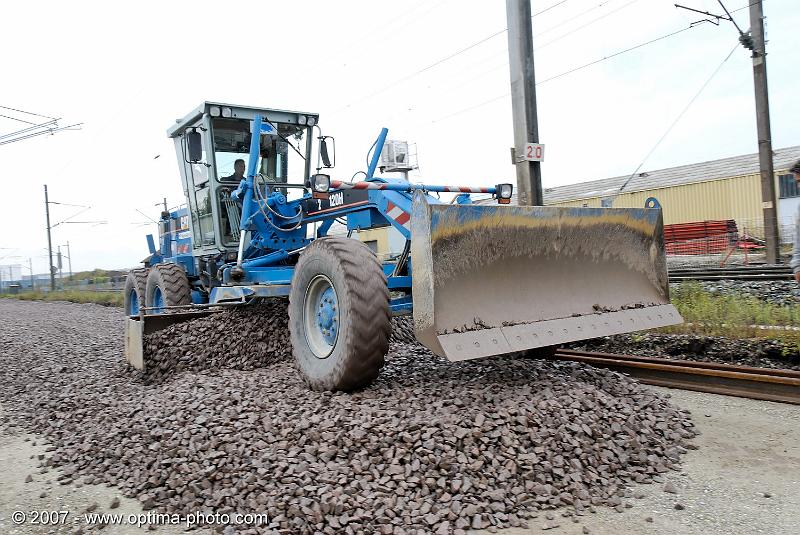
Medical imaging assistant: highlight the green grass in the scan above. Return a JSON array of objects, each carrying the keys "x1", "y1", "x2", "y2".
[
  {"x1": 662, "y1": 281, "x2": 800, "y2": 350},
  {"x1": 1, "y1": 290, "x2": 123, "y2": 307}
]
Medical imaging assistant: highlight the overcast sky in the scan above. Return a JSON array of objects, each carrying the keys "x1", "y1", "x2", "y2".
[{"x1": 1, "y1": 0, "x2": 797, "y2": 274}]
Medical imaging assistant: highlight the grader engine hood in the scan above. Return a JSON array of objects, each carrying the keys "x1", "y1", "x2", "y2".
[{"x1": 410, "y1": 192, "x2": 682, "y2": 361}]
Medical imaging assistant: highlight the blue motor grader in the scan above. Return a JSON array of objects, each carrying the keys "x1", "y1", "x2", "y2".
[{"x1": 124, "y1": 102, "x2": 681, "y2": 390}]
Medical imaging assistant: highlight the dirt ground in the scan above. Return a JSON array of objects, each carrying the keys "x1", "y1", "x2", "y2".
[{"x1": 1, "y1": 387, "x2": 798, "y2": 535}]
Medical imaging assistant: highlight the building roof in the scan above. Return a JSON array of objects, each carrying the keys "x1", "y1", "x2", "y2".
[{"x1": 501, "y1": 145, "x2": 800, "y2": 205}]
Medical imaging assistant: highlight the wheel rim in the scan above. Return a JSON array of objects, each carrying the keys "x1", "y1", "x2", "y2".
[
  {"x1": 152, "y1": 287, "x2": 165, "y2": 314},
  {"x1": 303, "y1": 274, "x2": 339, "y2": 359},
  {"x1": 128, "y1": 289, "x2": 139, "y2": 315}
]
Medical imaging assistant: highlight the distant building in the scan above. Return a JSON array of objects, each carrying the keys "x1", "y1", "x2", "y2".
[
  {"x1": 356, "y1": 145, "x2": 800, "y2": 257},
  {"x1": 528, "y1": 145, "x2": 800, "y2": 243}
]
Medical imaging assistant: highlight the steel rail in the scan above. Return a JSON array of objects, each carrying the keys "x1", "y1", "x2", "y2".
[
  {"x1": 669, "y1": 274, "x2": 792, "y2": 281},
  {"x1": 553, "y1": 349, "x2": 800, "y2": 405},
  {"x1": 667, "y1": 265, "x2": 792, "y2": 282}
]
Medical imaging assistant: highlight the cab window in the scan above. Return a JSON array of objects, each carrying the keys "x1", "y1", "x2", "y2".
[{"x1": 212, "y1": 118, "x2": 308, "y2": 183}]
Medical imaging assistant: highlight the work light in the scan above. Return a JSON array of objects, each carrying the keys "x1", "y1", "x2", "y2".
[
  {"x1": 496, "y1": 183, "x2": 513, "y2": 204},
  {"x1": 308, "y1": 173, "x2": 331, "y2": 200},
  {"x1": 312, "y1": 174, "x2": 330, "y2": 193}
]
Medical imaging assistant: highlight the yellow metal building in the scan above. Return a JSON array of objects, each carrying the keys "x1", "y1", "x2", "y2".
[
  {"x1": 357, "y1": 145, "x2": 800, "y2": 255},
  {"x1": 541, "y1": 145, "x2": 800, "y2": 240}
]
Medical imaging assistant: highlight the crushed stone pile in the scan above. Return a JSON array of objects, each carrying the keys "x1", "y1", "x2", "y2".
[
  {"x1": 0, "y1": 299, "x2": 697, "y2": 534},
  {"x1": 140, "y1": 302, "x2": 292, "y2": 384},
  {"x1": 140, "y1": 304, "x2": 418, "y2": 384}
]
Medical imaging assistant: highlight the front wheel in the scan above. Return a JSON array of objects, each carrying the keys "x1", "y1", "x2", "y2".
[{"x1": 289, "y1": 238, "x2": 391, "y2": 391}]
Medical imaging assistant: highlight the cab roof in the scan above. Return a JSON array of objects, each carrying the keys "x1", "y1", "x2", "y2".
[{"x1": 167, "y1": 101, "x2": 319, "y2": 138}]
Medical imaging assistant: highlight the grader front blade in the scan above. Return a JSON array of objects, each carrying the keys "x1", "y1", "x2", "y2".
[{"x1": 410, "y1": 193, "x2": 681, "y2": 361}]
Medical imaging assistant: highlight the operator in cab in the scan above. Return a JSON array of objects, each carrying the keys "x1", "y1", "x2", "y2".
[{"x1": 224, "y1": 159, "x2": 246, "y2": 182}]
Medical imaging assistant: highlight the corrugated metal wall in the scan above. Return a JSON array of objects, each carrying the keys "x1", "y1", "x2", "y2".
[{"x1": 548, "y1": 172, "x2": 789, "y2": 235}]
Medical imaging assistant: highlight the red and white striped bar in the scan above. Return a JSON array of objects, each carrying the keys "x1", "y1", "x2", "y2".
[
  {"x1": 329, "y1": 180, "x2": 494, "y2": 194},
  {"x1": 385, "y1": 201, "x2": 411, "y2": 232}
]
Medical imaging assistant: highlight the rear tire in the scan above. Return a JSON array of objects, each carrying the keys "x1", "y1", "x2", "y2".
[
  {"x1": 145, "y1": 264, "x2": 191, "y2": 314},
  {"x1": 289, "y1": 238, "x2": 390, "y2": 391},
  {"x1": 123, "y1": 268, "x2": 148, "y2": 316}
]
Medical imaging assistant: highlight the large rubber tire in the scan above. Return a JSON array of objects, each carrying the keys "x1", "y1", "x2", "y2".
[
  {"x1": 144, "y1": 263, "x2": 191, "y2": 313},
  {"x1": 289, "y1": 238, "x2": 391, "y2": 391},
  {"x1": 123, "y1": 268, "x2": 149, "y2": 316}
]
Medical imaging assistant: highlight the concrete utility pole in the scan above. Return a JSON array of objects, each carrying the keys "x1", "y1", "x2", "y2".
[
  {"x1": 29, "y1": 258, "x2": 34, "y2": 290},
  {"x1": 506, "y1": 0, "x2": 543, "y2": 206},
  {"x1": 749, "y1": 1, "x2": 779, "y2": 264},
  {"x1": 44, "y1": 184, "x2": 55, "y2": 291}
]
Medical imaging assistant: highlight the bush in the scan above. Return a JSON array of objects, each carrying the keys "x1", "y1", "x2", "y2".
[{"x1": 662, "y1": 281, "x2": 800, "y2": 350}]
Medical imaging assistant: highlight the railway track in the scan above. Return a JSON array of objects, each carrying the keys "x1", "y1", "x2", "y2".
[
  {"x1": 554, "y1": 349, "x2": 800, "y2": 405},
  {"x1": 668, "y1": 264, "x2": 792, "y2": 281}
]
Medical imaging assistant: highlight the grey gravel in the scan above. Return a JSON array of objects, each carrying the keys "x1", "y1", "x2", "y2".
[
  {"x1": 688, "y1": 280, "x2": 800, "y2": 308},
  {"x1": 0, "y1": 299, "x2": 698, "y2": 534}
]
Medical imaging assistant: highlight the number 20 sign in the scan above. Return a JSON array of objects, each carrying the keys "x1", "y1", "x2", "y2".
[{"x1": 522, "y1": 143, "x2": 545, "y2": 162}]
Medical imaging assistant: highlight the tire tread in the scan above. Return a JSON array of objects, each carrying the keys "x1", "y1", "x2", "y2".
[{"x1": 289, "y1": 238, "x2": 390, "y2": 391}]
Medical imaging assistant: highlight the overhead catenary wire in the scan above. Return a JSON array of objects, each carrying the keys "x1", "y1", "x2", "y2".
[
  {"x1": 536, "y1": 0, "x2": 614, "y2": 37},
  {"x1": 0, "y1": 113, "x2": 39, "y2": 125},
  {"x1": 317, "y1": 0, "x2": 448, "y2": 67},
  {"x1": 536, "y1": 0, "x2": 642, "y2": 50},
  {"x1": 531, "y1": 0, "x2": 572, "y2": 18},
  {"x1": 329, "y1": 0, "x2": 573, "y2": 117},
  {"x1": 0, "y1": 119, "x2": 60, "y2": 141},
  {"x1": 431, "y1": 22, "x2": 705, "y2": 124},
  {"x1": 613, "y1": 42, "x2": 740, "y2": 197},
  {"x1": 379, "y1": 0, "x2": 762, "y2": 129},
  {"x1": 0, "y1": 105, "x2": 56, "y2": 120},
  {"x1": 382, "y1": 0, "x2": 644, "y2": 127},
  {"x1": 0, "y1": 122, "x2": 82, "y2": 147}
]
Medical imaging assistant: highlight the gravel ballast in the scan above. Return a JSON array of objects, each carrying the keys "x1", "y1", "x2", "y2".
[
  {"x1": 568, "y1": 332, "x2": 800, "y2": 371},
  {"x1": 684, "y1": 280, "x2": 800, "y2": 308},
  {"x1": 0, "y1": 299, "x2": 697, "y2": 534}
]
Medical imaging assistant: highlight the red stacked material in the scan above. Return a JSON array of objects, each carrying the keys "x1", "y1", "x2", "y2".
[{"x1": 663, "y1": 220, "x2": 738, "y2": 255}]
